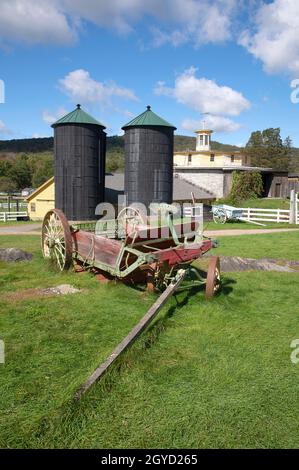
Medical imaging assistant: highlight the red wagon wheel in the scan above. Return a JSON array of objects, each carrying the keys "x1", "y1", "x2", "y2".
[
  {"x1": 205, "y1": 256, "x2": 221, "y2": 299},
  {"x1": 42, "y1": 209, "x2": 73, "y2": 271}
]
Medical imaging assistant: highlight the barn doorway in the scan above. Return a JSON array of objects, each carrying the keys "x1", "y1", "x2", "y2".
[
  {"x1": 261, "y1": 173, "x2": 273, "y2": 197},
  {"x1": 274, "y1": 183, "x2": 281, "y2": 197}
]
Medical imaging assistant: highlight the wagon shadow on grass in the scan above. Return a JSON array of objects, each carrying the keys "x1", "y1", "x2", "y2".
[{"x1": 142, "y1": 276, "x2": 236, "y2": 351}]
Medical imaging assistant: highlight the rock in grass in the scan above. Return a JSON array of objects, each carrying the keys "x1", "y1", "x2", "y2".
[
  {"x1": 41, "y1": 285, "x2": 81, "y2": 296},
  {"x1": 219, "y1": 256, "x2": 299, "y2": 273},
  {"x1": 0, "y1": 248, "x2": 33, "y2": 263}
]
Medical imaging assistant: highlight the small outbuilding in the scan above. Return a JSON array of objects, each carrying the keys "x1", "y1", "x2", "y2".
[{"x1": 26, "y1": 177, "x2": 54, "y2": 220}]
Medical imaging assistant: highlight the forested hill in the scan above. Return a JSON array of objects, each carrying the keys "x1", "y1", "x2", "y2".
[
  {"x1": 0, "y1": 137, "x2": 53, "y2": 153},
  {"x1": 0, "y1": 135, "x2": 242, "y2": 154}
]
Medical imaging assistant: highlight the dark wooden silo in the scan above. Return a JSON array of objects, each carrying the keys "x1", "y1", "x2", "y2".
[
  {"x1": 122, "y1": 106, "x2": 176, "y2": 207},
  {"x1": 52, "y1": 104, "x2": 106, "y2": 221}
]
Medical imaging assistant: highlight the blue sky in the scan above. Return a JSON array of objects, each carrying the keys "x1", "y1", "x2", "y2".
[{"x1": 0, "y1": 0, "x2": 299, "y2": 146}]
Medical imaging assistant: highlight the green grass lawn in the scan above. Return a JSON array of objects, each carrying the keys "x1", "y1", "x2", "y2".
[
  {"x1": 235, "y1": 198, "x2": 290, "y2": 210},
  {"x1": 204, "y1": 221, "x2": 299, "y2": 231},
  {"x1": 209, "y1": 231, "x2": 299, "y2": 260},
  {"x1": 1, "y1": 234, "x2": 299, "y2": 448},
  {"x1": 0, "y1": 220, "x2": 36, "y2": 227}
]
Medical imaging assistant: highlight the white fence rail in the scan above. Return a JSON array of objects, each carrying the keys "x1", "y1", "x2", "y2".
[
  {"x1": 0, "y1": 202, "x2": 27, "y2": 210},
  {"x1": 241, "y1": 208, "x2": 290, "y2": 224},
  {"x1": 183, "y1": 205, "x2": 203, "y2": 219},
  {"x1": 0, "y1": 211, "x2": 28, "y2": 222}
]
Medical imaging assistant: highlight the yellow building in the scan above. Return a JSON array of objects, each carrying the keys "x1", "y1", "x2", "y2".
[
  {"x1": 26, "y1": 177, "x2": 55, "y2": 220},
  {"x1": 174, "y1": 129, "x2": 250, "y2": 168}
]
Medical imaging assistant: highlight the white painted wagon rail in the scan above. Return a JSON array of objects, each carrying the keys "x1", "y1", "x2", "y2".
[
  {"x1": 241, "y1": 207, "x2": 290, "y2": 224},
  {"x1": 0, "y1": 211, "x2": 28, "y2": 222}
]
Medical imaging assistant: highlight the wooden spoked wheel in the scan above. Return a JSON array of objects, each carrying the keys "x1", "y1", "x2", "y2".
[
  {"x1": 42, "y1": 209, "x2": 73, "y2": 271},
  {"x1": 117, "y1": 206, "x2": 146, "y2": 239},
  {"x1": 213, "y1": 209, "x2": 227, "y2": 224},
  {"x1": 205, "y1": 256, "x2": 221, "y2": 299}
]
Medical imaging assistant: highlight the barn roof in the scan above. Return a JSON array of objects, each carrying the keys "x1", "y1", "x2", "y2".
[
  {"x1": 26, "y1": 177, "x2": 54, "y2": 201},
  {"x1": 105, "y1": 173, "x2": 214, "y2": 203}
]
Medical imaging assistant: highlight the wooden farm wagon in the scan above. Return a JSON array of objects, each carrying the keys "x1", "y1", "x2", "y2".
[
  {"x1": 41, "y1": 205, "x2": 222, "y2": 397},
  {"x1": 42, "y1": 205, "x2": 221, "y2": 297}
]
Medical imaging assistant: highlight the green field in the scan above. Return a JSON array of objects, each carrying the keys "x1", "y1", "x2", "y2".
[
  {"x1": 237, "y1": 198, "x2": 290, "y2": 210},
  {"x1": 205, "y1": 221, "x2": 299, "y2": 231},
  {"x1": 1, "y1": 233, "x2": 299, "y2": 448}
]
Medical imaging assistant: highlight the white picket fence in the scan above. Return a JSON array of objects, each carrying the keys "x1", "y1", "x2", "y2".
[
  {"x1": 297, "y1": 194, "x2": 299, "y2": 225},
  {"x1": 0, "y1": 211, "x2": 28, "y2": 222},
  {"x1": 241, "y1": 207, "x2": 291, "y2": 224}
]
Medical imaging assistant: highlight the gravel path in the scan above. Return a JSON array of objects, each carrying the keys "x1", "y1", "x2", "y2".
[
  {"x1": 0, "y1": 223, "x2": 41, "y2": 235},
  {"x1": 1, "y1": 224, "x2": 299, "y2": 237}
]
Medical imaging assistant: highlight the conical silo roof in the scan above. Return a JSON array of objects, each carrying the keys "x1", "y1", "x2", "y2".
[
  {"x1": 51, "y1": 104, "x2": 105, "y2": 128},
  {"x1": 122, "y1": 105, "x2": 176, "y2": 130}
]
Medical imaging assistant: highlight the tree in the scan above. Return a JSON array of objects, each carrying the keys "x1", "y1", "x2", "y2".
[
  {"x1": 285, "y1": 136, "x2": 299, "y2": 173},
  {"x1": 0, "y1": 176, "x2": 17, "y2": 194},
  {"x1": 245, "y1": 128, "x2": 289, "y2": 170},
  {"x1": 0, "y1": 160, "x2": 12, "y2": 177},
  {"x1": 229, "y1": 171, "x2": 263, "y2": 204},
  {"x1": 31, "y1": 156, "x2": 53, "y2": 187},
  {"x1": 8, "y1": 154, "x2": 32, "y2": 189}
]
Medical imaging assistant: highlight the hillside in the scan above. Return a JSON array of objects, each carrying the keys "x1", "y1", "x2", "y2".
[
  {"x1": 0, "y1": 135, "x2": 242, "y2": 154},
  {"x1": 1, "y1": 136, "x2": 298, "y2": 192}
]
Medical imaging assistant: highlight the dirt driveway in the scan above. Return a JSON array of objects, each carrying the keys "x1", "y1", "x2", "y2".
[
  {"x1": 0, "y1": 223, "x2": 41, "y2": 236},
  {"x1": 1, "y1": 223, "x2": 299, "y2": 237}
]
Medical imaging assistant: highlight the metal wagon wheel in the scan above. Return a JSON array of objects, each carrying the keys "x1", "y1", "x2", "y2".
[
  {"x1": 205, "y1": 256, "x2": 221, "y2": 299},
  {"x1": 42, "y1": 209, "x2": 73, "y2": 271},
  {"x1": 213, "y1": 209, "x2": 227, "y2": 224}
]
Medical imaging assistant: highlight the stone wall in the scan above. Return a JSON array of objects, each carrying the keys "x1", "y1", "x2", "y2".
[{"x1": 175, "y1": 169, "x2": 225, "y2": 198}]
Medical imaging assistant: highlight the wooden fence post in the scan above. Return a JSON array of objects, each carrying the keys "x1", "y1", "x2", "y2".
[{"x1": 290, "y1": 190, "x2": 296, "y2": 224}]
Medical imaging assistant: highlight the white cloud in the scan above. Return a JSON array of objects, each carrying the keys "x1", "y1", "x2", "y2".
[
  {"x1": 154, "y1": 67, "x2": 250, "y2": 116},
  {"x1": 181, "y1": 115, "x2": 241, "y2": 133},
  {"x1": 0, "y1": 0, "x2": 238, "y2": 46},
  {"x1": 150, "y1": 0, "x2": 236, "y2": 47},
  {"x1": 0, "y1": 120, "x2": 11, "y2": 135},
  {"x1": 150, "y1": 27, "x2": 188, "y2": 48},
  {"x1": 63, "y1": 0, "x2": 237, "y2": 43},
  {"x1": 239, "y1": 0, "x2": 299, "y2": 74},
  {"x1": 42, "y1": 107, "x2": 68, "y2": 125},
  {"x1": 0, "y1": 0, "x2": 75, "y2": 45},
  {"x1": 59, "y1": 69, "x2": 138, "y2": 107}
]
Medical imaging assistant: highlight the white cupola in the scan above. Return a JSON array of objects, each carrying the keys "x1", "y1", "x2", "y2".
[{"x1": 195, "y1": 129, "x2": 213, "y2": 151}]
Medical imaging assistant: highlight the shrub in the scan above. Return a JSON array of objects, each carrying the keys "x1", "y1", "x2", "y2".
[{"x1": 228, "y1": 171, "x2": 263, "y2": 205}]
